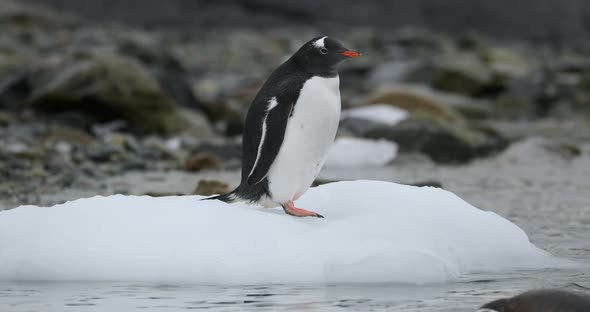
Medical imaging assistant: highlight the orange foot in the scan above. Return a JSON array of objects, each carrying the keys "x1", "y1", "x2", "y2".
[{"x1": 282, "y1": 200, "x2": 324, "y2": 218}]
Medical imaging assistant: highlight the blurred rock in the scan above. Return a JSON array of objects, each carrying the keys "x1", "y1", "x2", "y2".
[
  {"x1": 497, "y1": 137, "x2": 582, "y2": 165},
  {"x1": 368, "y1": 60, "x2": 435, "y2": 86},
  {"x1": 144, "y1": 191, "x2": 184, "y2": 197},
  {"x1": 184, "y1": 153, "x2": 222, "y2": 172},
  {"x1": 191, "y1": 74, "x2": 249, "y2": 107},
  {"x1": 224, "y1": 113, "x2": 245, "y2": 137},
  {"x1": 142, "y1": 137, "x2": 182, "y2": 162},
  {"x1": 44, "y1": 125, "x2": 95, "y2": 146},
  {"x1": 480, "y1": 288, "x2": 590, "y2": 312},
  {"x1": 193, "y1": 179, "x2": 229, "y2": 196},
  {"x1": 492, "y1": 78, "x2": 541, "y2": 119},
  {"x1": 28, "y1": 50, "x2": 189, "y2": 134},
  {"x1": 388, "y1": 27, "x2": 446, "y2": 55},
  {"x1": 0, "y1": 111, "x2": 11, "y2": 127},
  {"x1": 191, "y1": 142, "x2": 242, "y2": 163},
  {"x1": 0, "y1": 49, "x2": 26, "y2": 82},
  {"x1": 480, "y1": 46, "x2": 534, "y2": 81},
  {"x1": 105, "y1": 133, "x2": 129, "y2": 150},
  {"x1": 190, "y1": 74, "x2": 258, "y2": 136},
  {"x1": 405, "y1": 180, "x2": 443, "y2": 188},
  {"x1": 339, "y1": 117, "x2": 385, "y2": 138},
  {"x1": 433, "y1": 52, "x2": 493, "y2": 96},
  {"x1": 176, "y1": 107, "x2": 215, "y2": 138},
  {"x1": 364, "y1": 85, "x2": 483, "y2": 123},
  {"x1": 85, "y1": 142, "x2": 122, "y2": 163},
  {"x1": 365, "y1": 116, "x2": 508, "y2": 163},
  {"x1": 0, "y1": 1, "x2": 78, "y2": 31},
  {"x1": 0, "y1": 67, "x2": 30, "y2": 111}
]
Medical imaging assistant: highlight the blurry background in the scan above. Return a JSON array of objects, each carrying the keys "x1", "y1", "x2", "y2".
[{"x1": 21, "y1": 0, "x2": 590, "y2": 42}]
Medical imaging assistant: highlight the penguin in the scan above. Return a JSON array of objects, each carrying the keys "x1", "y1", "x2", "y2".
[{"x1": 206, "y1": 36, "x2": 360, "y2": 218}]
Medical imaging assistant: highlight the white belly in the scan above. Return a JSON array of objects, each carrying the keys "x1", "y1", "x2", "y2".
[{"x1": 267, "y1": 76, "x2": 341, "y2": 204}]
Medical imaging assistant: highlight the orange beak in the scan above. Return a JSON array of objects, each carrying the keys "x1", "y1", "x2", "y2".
[{"x1": 340, "y1": 50, "x2": 361, "y2": 58}]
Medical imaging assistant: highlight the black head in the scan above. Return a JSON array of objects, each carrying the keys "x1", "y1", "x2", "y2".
[{"x1": 291, "y1": 36, "x2": 360, "y2": 77}]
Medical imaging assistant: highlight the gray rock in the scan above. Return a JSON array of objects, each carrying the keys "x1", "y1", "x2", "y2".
[
  {"x1": 44, "y1": 125, "x2": 95, "y2": 146},
  {"x1": 339, "y1": 117, "x2": 385, "y2": 138},
  {"x1": 368, "y1": 60, "x2": 435, "y2": 86},
  {"x1": 365, "y1": 116, "x2": 508, "y2": 163},
  {"x1": 480, "y1": 46, "x2": 534, "y2": 81},
  {"x1": 0, "y1": 1, "x2": 78, "y2": 31},
  {"x1": 480, "y1": 288, "x2": 590, "y2": 312},
  {"x1": 191, "y1": 142, "x2": 242, "y2": 162},
  {"x1": 84, "y1": 142, "x2": 122, "y2": 163},
  {"x1": 404, "y1": 180, "x2": 443, "y2": 188},
  {"x1": 184, "y1": 153, "x2": 222, "y2": 172},
  {"x1": 28, "y1": 50, "x2": 189, "y2": 134},
  {"x1": 433, "y1": 52, "x2": 493, "y2": 96},
  {"x1": 363, "y1": 84, "x2": 491, "y2": 122},
  {"x1": 0, "y1": 111, "x2": 11, "y2": 127},
  {"x1": 176, "y1": 107, "x2": 216, "y2": 138}
]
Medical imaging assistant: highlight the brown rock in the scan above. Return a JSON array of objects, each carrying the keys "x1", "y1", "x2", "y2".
[
  {"x1": 184, "y1": 153, "x2": 222, "y2": 172},
  {"x1": 193, "y1": 179, "x2": 229, "y2": 196},
  {"x1": 44, "y1": 125, "x2": 95, "y2": 145},
  {"x1": 364, "y1": 86, "x2": 464, "y2": 123}
]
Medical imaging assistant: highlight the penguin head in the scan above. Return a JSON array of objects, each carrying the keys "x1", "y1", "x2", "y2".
[{"x1": 293, "y1": 36, "x2": 360, "y2": 76}]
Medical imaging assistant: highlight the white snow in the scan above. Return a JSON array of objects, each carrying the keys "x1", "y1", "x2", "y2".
[
  {"x1": 341, "y1": 104, "x2": 408, "y2": 126},
  {"x1": 325, "y1": 137, "x2": 398, "y2": 167},
  {"x1": 0, "y1": 180, "x2": 564, "y2": 284}
]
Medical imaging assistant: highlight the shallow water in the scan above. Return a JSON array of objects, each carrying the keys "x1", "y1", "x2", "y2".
[
  {"x1": 1, "y1": 268, "x2": 589, "y2": 312},
  {"x1": 1, "y1": 139, "x2": 590, "y2": 311}
]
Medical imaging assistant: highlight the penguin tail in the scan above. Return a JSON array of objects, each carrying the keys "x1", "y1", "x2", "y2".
[{"x1": 201, "y1": 189, "x2": 237, "y2": 203}]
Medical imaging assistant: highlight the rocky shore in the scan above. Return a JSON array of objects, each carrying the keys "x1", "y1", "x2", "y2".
[{"x1": 1, "y1": 1, "x2": 590, "y2": 209}]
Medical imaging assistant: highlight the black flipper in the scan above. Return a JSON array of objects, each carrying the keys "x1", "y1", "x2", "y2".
[{"x1": 246, "y1": 101, "x2": 294, "y2": 186}]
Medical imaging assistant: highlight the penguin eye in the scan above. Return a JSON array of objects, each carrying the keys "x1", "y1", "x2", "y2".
[{"x1": 320, "y1": 48, "x2": 328, "y2": 55}]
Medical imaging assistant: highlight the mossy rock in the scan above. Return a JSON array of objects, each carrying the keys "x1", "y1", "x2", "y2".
[
  {"x1": 364, "y1": 87, "x2": 464, "y2": 124},
  {"x1": 364, "y1": 85, "x2": 493, "y2": 122},
  {"x1": 193, "y1": 180, "x2": 230, "y2": 196},
  {"x1": 0, "y1": 1, "x2": 78, "y2": 30},
  {"x1": 29, "y1": 50, "x2": 188, "y2": 134},
  {"x1": 365, "y1": 116, "x2": 508, "y2": 163},
  {"x1": 433, "y1": 53, "x2": 493, "y2": 96}
]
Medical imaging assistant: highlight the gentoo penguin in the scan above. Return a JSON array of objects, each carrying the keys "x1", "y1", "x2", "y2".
[
  {"x1": 207, "y1": 36, "x2": 360, "y2": 217},
  {"x1": 478, "y1": 289, "x2": 590, "y2": 312}
]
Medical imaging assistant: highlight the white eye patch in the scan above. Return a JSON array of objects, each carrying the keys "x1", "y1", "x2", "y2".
[{"x1": 312, "y1": 36, "x2": 327, "y2": 49}]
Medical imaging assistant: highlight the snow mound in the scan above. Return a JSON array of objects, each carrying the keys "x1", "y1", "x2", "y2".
[
  {"x1": 341, "y1": 104, "x2": 408, "y2": 126},
  {"x1": 325, "y1": 137, "x2": 398, "y2": 167},
  {"x1": 0, "y1": 181, "x2": 562, "y2": 284}
]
